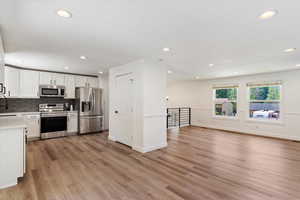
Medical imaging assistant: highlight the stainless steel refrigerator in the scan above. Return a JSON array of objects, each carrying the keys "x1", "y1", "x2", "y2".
[{"x1": 75, "y1": 87, "x2": 104, "y2": 134}]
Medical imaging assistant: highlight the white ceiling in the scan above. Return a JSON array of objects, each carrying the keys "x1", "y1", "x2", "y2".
[{"x1": 1, "y1": 0, "x2": 300, "y2": 78}]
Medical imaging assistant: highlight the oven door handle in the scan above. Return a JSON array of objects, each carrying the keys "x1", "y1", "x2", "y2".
[{"x1": 41, "y1": 114, "x2": 68, "y2": 118}]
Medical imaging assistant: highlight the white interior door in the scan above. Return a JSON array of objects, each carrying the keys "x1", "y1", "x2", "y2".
[{"x1": 114, "y1": 73, "x2": 134, "y2": 146}]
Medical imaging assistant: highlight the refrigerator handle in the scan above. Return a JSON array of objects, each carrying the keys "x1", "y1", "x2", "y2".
[
  {"x1": 90, "y1": 90, "x2": 94, "y2": 112},
  {"x1": 93, "y1": 90, "x2": 96, "y2": 111}
]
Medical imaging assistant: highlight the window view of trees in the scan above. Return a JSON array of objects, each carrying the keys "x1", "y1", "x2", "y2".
[
  {"x1": 213, "y1": 84, "x2": 281, "y2": 120},
  {"x1": 216, "y1": 88, "x2": 237, "y2": 100},
  {"x1": 214, "y1": 88, "x2": 237, "y2": 117},
  {"x1": 250, "y1": 86, "x2": 280, "y2": 101},
  {"x1": 249, "y1": 85, "x2": 281, "y2": 120}
]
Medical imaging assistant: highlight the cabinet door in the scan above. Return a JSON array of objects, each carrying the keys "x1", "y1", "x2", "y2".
[
  {"x1": 52, "y1": 73, "x2": 65, "y2": 86},
  {"x1": 67, "y1": 113, "x2": 78, "y2": 133},
  {"x1": 65, "y1": 75, "x2": 75, "y2": 98},
  {"x1": 39, "y1": 72, "x2": 52, "y2": 85},
  {"x1": 4, "y1": 66, "x2": 20, "y2": 97},
  {"x1": 87, "y1": 77, "x2": 98, "y2": 88},
  {"x1": 0, "y1": 34, "x2": 4, "y2": 84},
  {"x1": 24, "y1": 115, "x2": 40, "y2": 138},
  {"x1": 75, "y1": 76, "x2": 87, "y2": 87},
  {"x1": 19, "y1": 70, "x2": 39, "y2": 98}
]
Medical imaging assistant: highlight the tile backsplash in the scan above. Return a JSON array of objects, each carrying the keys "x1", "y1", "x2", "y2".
[{"x1": 0, "y1": 98, "x2": 77, "y2": 113}]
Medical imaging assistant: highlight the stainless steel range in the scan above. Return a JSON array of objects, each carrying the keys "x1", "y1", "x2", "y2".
[{"x1": 39, "y1": 103, "x2": 68, "y2": 139}]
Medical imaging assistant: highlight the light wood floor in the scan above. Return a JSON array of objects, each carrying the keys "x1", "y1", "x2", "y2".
[{"x1": 1, "y1": 126, "x2": 300, "y2": 200}]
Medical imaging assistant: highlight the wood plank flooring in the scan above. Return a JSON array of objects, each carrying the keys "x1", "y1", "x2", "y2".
[{"x1": 1, "y1": 126, "x2": 300, "y2": 200}]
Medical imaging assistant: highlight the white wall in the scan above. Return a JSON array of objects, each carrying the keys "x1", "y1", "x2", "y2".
[
  {"x1": 167, "y1": 69, "x2": 300, "y2": 141},
  {"x1": 142, "y1": 62, "x2": 167, "y2": 151},
  {"x1": 109, "y1": 60, "x2": 167, "y2": 153}
]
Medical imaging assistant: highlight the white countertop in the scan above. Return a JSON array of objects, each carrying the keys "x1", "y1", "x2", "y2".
[
  {"x1": 0, "y1": 111, "x2": 78, "y2": 117},
  {"x1": 0, "y1": 112, "x2": 40, "y2": 117},
  {"x1": 0, "y1": 117, "x2": 27, "y2": 130}
]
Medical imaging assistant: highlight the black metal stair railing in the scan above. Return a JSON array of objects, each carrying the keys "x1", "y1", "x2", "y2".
[{"x1": 167, "y1": 107, "x2": 191, "y2": 128}]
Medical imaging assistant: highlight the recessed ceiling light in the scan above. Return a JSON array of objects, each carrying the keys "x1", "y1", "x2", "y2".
[
  {"x1": 163, "y1": 48, "x2": 170, "y2": 52},
  {"x1": 98, "y1": 71, "x2": 103, "y2": 74},
  {"x1": 80, "y1": 56, "x2": 87, "y2": 60},
  {"x1": 56, "y1": 9, "x2": 72, "y2": 18},
  {"x1": 167, "y1": 70, "x2": 173, "y2": 74},
  {"x1": 259, "y1": 9, "x2": 278, "y2": 20},
  {"x1": 209, "y1": 64, "x2": 214, "y2": 67},
  {"x1": 284, "y1": 48, "x2": 296, "y2": 53},
  {"x1": 64, "y1": 66, "x2": 69, "y2": 70}
]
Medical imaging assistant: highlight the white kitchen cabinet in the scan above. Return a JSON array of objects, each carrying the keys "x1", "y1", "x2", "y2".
[
  {"x1": 87, "y1": 77, "x2": 98, "y2": 88},
  {"x1": 67, "y1": 112, "x2": 78, "y2": 133},
  {"x1": 75, "y1": 76, "x2": 98, "y2": 88},
  {"x1": 19, "y1": 70, "x2": 39, "y2": 98},
  {"x1": 39, "y1": 72, "x2": 53, "y2": 85},
  {"x1": 23, "y1": 114, "x2": 40, "y2": 139},
  {"x1": 75, "y1": 76, "x2": 87, "y2": 87},
  {"x1": 39, "y1": 72, "x2": 65, "y2": 86},
  {"x1": 52, "y1": 73, "x2": 65, "y2": 86},
  {"x1": 4, "y1": 66, "x2": 20, "y2": 97},
  {"x1": 65, "y1": 75, "x2": 75, "y2": 98},
  {"x1": 0, "y1": 34, "x2": 4, "y2": 85}
]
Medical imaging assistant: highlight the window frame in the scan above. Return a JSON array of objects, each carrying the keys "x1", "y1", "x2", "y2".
[
  {"x1": 213, "y1": 86, "x2": 239, "y2": 119},
  {"x1": 247, "y1": 83, "x2": 282, "y2": 122}
]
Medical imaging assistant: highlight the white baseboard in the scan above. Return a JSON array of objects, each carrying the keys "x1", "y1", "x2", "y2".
[
  {"x1": 192, "y1": 124, "x2": 300, "y2": 141},
  {"x1": 108, "y1": 135, "x2": 116, "y2": 141},
  {"x1": 133, "y1": 142, "x2": 168, "y2": 153},
  {"x1": 0, "y1": 180, "x2": 17, "y2": 189}
]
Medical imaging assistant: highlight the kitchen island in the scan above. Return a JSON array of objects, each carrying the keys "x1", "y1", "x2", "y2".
[{"x1": 0, "y1": 117, "x2": 27, "y2": 189}]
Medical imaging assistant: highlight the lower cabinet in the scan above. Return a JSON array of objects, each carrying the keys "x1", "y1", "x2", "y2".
[
  {"x1": 23, "y1": 114, "x2": 40, "y2": 139},
  {"x1": 67, "y1": 112, "x2": 78, "y2": 133}
]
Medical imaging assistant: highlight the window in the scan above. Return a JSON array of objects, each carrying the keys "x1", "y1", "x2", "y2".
[
  {"x1": 213, "y1": 86, "x2": 238, "y2": 117},
  {"x1": 247, "y1": 81, "x2": 281, "y2": 120}
]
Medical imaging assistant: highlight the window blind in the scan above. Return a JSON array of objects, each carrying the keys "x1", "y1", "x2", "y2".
[
  {"x1": 212, "y1": 83, "x2": 239, "y2": 89},
  {"x1": 246, "y1": 80, "x2": 282, "y2": 87}
]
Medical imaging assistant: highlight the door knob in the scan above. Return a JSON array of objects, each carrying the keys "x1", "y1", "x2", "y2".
[{"x1": 114, "y1": 110, "x2": 119, "y2": 114}]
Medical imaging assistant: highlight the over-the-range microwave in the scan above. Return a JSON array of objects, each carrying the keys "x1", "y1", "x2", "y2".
[{"x1": 39, "y1": 85, "x2": 65, "y2": 98}]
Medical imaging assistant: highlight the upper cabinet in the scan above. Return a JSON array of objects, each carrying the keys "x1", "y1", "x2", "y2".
[
  {"x1": 39, "y1": 72, "x2": 65, "y2": 86},
  {"x1": 4, "y1": 66, "x2": 20, "y2": 97},
  {"x1": 75, "y1": 76, "x2": 87, "y2": 87},
  {"x1": 19, "y1": 70, "x2": 39, "y2": 98},
  {"x1": 65, "y1": 75, "x2": 75, "y2": 98},
  {"x1": 3, "y1": 67, "x2": 98, "y2": 98},
  {"x1": 39, "y1": 72, "x2": 53, "y2": 85},
  {"x1": 0, "y1": 33, "x2": 4, "y2": 85},
  {"x1": 52, "y1": 73, "x2": 65, "y2": 86},
  {"x1": 87, "y1": 77, "x2": 98, "y2": 88},
  {"x1": 75, "y1": 76, "x2": 98, "y2": 88}
]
